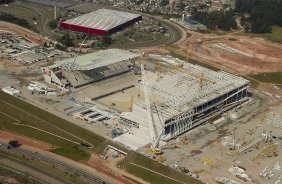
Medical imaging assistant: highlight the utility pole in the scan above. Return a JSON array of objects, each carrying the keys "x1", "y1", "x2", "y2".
[{"x1": 54, "y1": 5, "x2": 57, "y2": 20}]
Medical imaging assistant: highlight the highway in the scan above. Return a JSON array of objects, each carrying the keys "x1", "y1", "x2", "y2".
[{"x1": 0, "y1": 140, "x2": 112, "y2": 184}]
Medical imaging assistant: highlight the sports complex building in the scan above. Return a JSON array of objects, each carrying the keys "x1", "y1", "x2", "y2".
[
  {"x1": 42, "y1": 49, "x2": 141, "y2": 88},
  {"x1": 60, "y1": 9, "x2": 142, "y2": 36}
]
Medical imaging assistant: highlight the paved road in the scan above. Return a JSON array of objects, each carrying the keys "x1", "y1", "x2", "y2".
[
  {"x1": 14, "y1": 1, "x2": 59, "y2": 40},
  {"x1": 0, "y1": 141, "x2": 112, "y2": 184},
  {"x1": 0, "y1": 156, "x2": 68, "y2": 184}
]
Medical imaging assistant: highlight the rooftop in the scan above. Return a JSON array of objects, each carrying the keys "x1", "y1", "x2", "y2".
[
  {"x1": 62, "y1": 9, "x2": 141, "y2": 31},
  {"x1": 121, "y1": 55, "x2": 249, "y2": 122},
  {"x1": 49, "y1": 49, "x2": 141, "y2": 71}
]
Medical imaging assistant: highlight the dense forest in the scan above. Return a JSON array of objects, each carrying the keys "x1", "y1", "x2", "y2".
[
  {"x1": 192, "y1": 0, "x2": 282, "y2": 33},
  {"x1": 0, "y1": 13, "x2": 31, "y2": 28},
  {"x1": 235, "y1": 0, "x2": 282, "y2": 33},
  {"x1": 192, "y1": 10, "x2": 237, "y2": 31}
]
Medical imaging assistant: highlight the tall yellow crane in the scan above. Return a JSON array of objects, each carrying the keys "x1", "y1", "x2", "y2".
[
  {"x1": 172, "y1": 44, "x2": 216, "y2": 89},
  {"x1": 172, "y1": 64, "x2": 216, "y2": 89}
]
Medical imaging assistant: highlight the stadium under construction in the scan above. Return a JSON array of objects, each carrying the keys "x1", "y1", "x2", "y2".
[{"x1": 42, "y1": 51, "x2": 250, "y2": 150}]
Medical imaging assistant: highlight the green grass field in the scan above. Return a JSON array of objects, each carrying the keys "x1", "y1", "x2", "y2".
[
  {"x1": 51, "y1": 146, "x2": 91, "y2": 161},
  {"x1": 248, "y1": 72, "x2": 282, "y2": 85},
  {"x1": 0, "y1": 91, "x2": 107, "y2": 155},
  {"x1": 120, "y1": 151, "x2": 203, "y2": 184},
  {"x1": 0, "y1": 91, "x2": 202, "y2": 183},
  {"x1": 254, "y1": 26, "x2": 282, "y2": 43}
]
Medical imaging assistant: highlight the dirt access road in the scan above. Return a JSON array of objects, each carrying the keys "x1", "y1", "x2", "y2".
[
  {"x1": 175, "y1": 30, "x2": 282, "y2": 76},
  {"x1": 0, "y1": 21, "x2": 55, "y2": 45}
]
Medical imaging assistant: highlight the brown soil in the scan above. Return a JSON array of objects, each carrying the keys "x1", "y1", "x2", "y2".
[
  {"x1": 0, "y1": 130, "x2": 56, "y2": 150},
  {"x1": 172, "y1": 32, "x2": 282, "y2": 76},
  {"x1": 0, "y1": 21, "x2": 52, "y2": 45}
]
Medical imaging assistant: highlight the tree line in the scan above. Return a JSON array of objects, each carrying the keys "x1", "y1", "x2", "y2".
[
  {"x1": 236, "y1": 0, "x2": 282, "y2": 33},
  {"x1": 192, "y1": 10, "x2": 237, "y2": 31},
  {"x1": 0, "y1": 13, "x2": 31, "y2": 28}
]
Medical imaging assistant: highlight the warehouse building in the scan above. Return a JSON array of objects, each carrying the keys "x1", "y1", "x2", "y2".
[{"x1": 60, "y1": 9, "x2": 142, "y2": 36}]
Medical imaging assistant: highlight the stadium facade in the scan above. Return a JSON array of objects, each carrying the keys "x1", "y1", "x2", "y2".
[
  {"x1": 60, "y1": 9, "x2": 142, "y2": 36},
  {"x1": 119, "y1": 56, "x2": 250, "y2": 141},
  {"x1": 42, "y1": 49, "x2": 141, "y2": 88}
]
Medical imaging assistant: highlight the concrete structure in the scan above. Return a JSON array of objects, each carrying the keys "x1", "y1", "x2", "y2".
[
  {"x1": 42, "y1": 49, "x2": 141, "y2": 88},
  {"x1": 2, "y1": 86, "x2": 20, "y2": 96},
  {"x1": 60, "y1": 9, "x2": 142, "y2": 36},
  {"x1": 118, "y1": 55, "x2": 249, "y2": 144}
]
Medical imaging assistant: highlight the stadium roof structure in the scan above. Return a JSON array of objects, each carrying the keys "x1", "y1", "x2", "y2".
[
  {"x1": 48, "y1": 49, "x2": 141, "y2": 71},
  {"x1": 60, "y1": 9, "x2": 142, "y2": 36}
]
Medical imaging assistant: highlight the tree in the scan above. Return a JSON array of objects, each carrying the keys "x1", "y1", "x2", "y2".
[
  {"x1": 101, "y1": 36, "x2": 112, "y2": 46},
  {"x1": 48, "y1": 20, "x2": 58, "y2": 29},
  {"x1": 8, "y1": 140, "x2": 20, "y2": 148},
  {"x1": 59, "y1": 33, "x2": 74, "y2": 47},
  {"x1": 160, "y1": 0, "x2": 169, "y2": 7},
  {"x1": 192, "y1": 10, "x2": 237, "y2": 31},
  {"x1": 235, "y1": 0, "x2": 282, "y2": 33}
]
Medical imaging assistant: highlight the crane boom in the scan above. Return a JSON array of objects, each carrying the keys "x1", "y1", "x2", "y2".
[{"x1": 141, "y1": 64, "x2": 158, "y2": 146}]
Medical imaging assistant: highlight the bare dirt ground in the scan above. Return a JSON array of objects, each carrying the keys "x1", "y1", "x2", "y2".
[
  {"x1": 178, "y1": 34, "x2": 282, "y2": 75},
  {"x1": 0, "y1": 130, "x2": 55, "y2": 151},
  {"x1": 149, "y1": 29, "x2": 282, "y2": 76}
]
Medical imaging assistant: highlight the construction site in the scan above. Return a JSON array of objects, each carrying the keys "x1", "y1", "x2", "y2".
[
  {"x1": 33, "y1": 46, "x2": 282, "y2": 183},
  {"x1": 3, "y1": 40, "x2": 282, "y2": 183},
  {"x1": 0, "y1": 1, "x2": 282, "y2": 184}
]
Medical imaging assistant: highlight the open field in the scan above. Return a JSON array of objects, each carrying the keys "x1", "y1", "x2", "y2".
[
  {"x1": 253, "y1": 26, "x2": 282, "y2": 43},
  {"x1": 249, "y1": 72, "x2": 282, "y2": 85},
  {"x1": 171, "y1": 30, "x2": 282, "y2": 76},
  {"x1": 0, "y1": 91, "x2": 201, "y2": 183},
  {"x1": 121, "y1": 151, "x2": 203, "y2": 184},
  {"x1": 0, "y1": 1, "x2": 61, "y2": 40},
  {"x1": 51, "y1": 146, "x2": 91, "y2": 161},
  {"x1": 0, "y1": 90, "x2": 107, "y2": 153}
]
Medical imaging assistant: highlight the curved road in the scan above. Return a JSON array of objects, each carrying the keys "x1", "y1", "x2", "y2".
[
  {"x1": 80, "y1": 3, "x2": 185, "y2": 49},
  {"x1": 13, "y1": 1, "x2": 185, "y2": 49}
]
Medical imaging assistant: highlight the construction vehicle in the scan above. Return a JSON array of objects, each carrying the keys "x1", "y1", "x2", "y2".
[{"x1": 155, "y1": 156, "x2": 166, "y2": 162}]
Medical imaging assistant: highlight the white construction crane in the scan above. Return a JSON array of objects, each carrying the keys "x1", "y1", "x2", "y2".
[{"x1": 141, "y1": 64, "x2": 162, "y2": 154}]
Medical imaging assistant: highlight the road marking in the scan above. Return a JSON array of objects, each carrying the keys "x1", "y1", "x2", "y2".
[
  {"x1": 12, "y1": 123, "x2": 81, "y2": 145},
  {"x1": 0, "y1": 111, "x2": 20, "y2": 123},
  {"x1": 128, "y1": 162, "x2": 187, "y2": 184}
]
